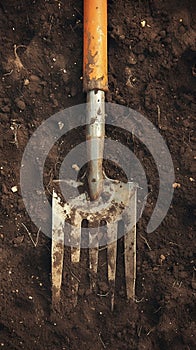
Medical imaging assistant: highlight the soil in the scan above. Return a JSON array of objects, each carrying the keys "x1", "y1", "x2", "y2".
[{"x1": 0, "y1": 0, "x2": 195, "y2": 349}]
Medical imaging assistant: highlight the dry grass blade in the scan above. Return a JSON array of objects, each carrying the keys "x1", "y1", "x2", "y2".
[{"x1": 22, "y1": 223, "x2": 40, "y2": 247}]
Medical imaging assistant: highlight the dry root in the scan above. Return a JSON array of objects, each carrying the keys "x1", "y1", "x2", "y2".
[
  {"x1": 13, "y1": 44, "x2": 26, "y2": 71},
  {"x1": 4, "y1": 44, "x2": 27, "y2": 79}
]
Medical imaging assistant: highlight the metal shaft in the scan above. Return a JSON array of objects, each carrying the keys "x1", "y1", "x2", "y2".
[{"x1": 86, "y1": 90, "x2": 105, "y2": 200}]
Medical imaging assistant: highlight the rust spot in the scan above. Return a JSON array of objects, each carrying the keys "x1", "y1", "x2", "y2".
[
  {"x1": 97, "y1": 107, "x2": 102, "y2": 115},
  {"x1": 83, "y1": 32, "x2": 108, "y2": 91}
]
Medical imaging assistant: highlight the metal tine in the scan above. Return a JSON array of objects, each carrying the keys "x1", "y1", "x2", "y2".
[
  {"x1": 52, "y1": 190, "x2": 65, "y2": 309},
  {"x1": 124, "y1": 189, "x2": 137, "y2": 300},
  {"x1": 70, "y1": 212, "x2": 82, "y2": 307},
  {"x1": 107, "y1": 221, "x2": 118, "y2": 311},
  {"x1": 89, "y1": 231, "x2": 99, "y2": 291}
]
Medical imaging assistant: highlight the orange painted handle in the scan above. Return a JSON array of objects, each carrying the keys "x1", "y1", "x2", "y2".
[{"x1": 83, "y1": 0, "x2": 108, "y2": 92}]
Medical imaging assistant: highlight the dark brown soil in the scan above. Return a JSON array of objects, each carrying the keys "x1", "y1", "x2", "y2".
[{"x1": 0, "y1": 1, "x2": 195, "y2": 349}]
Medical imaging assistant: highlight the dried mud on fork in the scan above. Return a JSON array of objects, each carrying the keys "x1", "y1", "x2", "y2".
[{"x1": 0, "y1": 0, "x2": 195, "y2": 349}]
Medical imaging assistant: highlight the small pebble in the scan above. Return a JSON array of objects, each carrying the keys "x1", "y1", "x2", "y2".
[
  {"x1": 15, "y1": 99, "x2": 26, "y2": 111},
  {"x1": 172, "y1": 182, "x2": 181, "y2": 188},
  {"x1": 24, "y1": 79, "x2": 30, "y2": 86},
  {"x1": 160, "y1": 254, "x2": 166, "y2": 263},
  {"x1": 11, "y1": 186, "x2": 18, "y2": 193},
  {"x1": 128, "y1": 53, "x2": 137, "y2": 65},
  {"x1": 119, "y1": 34, "x2": 125, "y2": 40},
  {"x1": 72, "y1": 164, "x2": 80, "y2": 171},
  {"x1": 124, "y1": 66, "x2": 132, "y2": 77},
  {"x1": 58, "y1": 121, "x2": 64, "y2": 130},
  {"x1": 12, "y1": 235, "x2": 24, "y2": 246},
  {"x1": 29, "y1": 74, "x2": 41, "y2": 82}
]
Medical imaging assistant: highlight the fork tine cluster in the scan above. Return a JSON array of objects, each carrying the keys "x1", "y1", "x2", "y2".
[{"x1": 52, "y1": 184, "x2": 137, "y2": 310}]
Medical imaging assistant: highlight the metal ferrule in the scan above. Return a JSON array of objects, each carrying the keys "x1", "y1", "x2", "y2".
[{"x1": 86, "y1": 90, "x2": 105, "y2": 200}]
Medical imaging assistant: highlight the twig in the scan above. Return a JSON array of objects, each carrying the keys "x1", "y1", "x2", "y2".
[
  {"x1": 172, "y1": 280, "x2": 182, "y2": 288},
  {"x1": 99, "y1": 332, "x2": 106, "y2": 349},
  {"x1": 22, "y1": 223, "x2": 40, "y2": 247},
  {"x1": 133, "y1": 297, "x2": 144, "y2": 303},
  {"x1": 3, "y1": 69, "x2": 13, "y2": 76},
  {"x1": 46, "y1": 169, "x2": 54, "y2": 196},
  {"x1": 13, "y1": 44, "x2": 26, "y2": 71},
  {"x1": 157, "y1": 104, "x2": 161, "y2": 129},
  {"x1": 168, "y1": 241, "x2": 179, "y2": 247},
  {"x1": 97, "y1": 291, "x2": 110, "y2": 297},
  {"x1": 99, "y1": 246, "x2": 107, "y2": 252},
  {"x1": 10, "y1": 122, "x2": 20, "y2": 148},
  {"x1": 48, "y1": 15, "x2": 54, "y2": 35},
  {"x1": 147, "y1": 327, "x2": 155, "y2": 336},
  {"x1": 132, "y1": 131, "x2": 135, "y2": 153},
  {"x1": 137, "y1": 325, "x2": 142, "y2": 337},
  {"x1": 70, "y1": 270, "x2": 80, "y2": 283},
  {"x1": 154, "y1": 306, "x2": 162, "y2": 314},
  {"x1": 139, "y1": 192, "x2": 150, "y2": 218},
  {"x1": 69, "y1": 24, "x2": 75, "y2": 33},
  {"x1": 140, "y1": 234, "x2": 152, "y2": 250},
  {"x1": 74, "y1": 6, "x2": 82, "y2": 16},
  {"x1": 54, "y1": 160, "x2": 61, "y2": 173}
]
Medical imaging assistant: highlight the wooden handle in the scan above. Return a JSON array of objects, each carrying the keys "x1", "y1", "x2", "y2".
[{"x1": 83, "y1": 0, "x2": 108, "y2": 92}]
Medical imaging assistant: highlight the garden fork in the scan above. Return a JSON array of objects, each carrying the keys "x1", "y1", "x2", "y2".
[{"x1": 52, "y1": 0, "x2": 137, "y2": 311}]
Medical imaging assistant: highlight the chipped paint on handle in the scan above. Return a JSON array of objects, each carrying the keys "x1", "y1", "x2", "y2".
[{"x1": 83, "y1": 0, "x2": 108, "y2": 91}]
